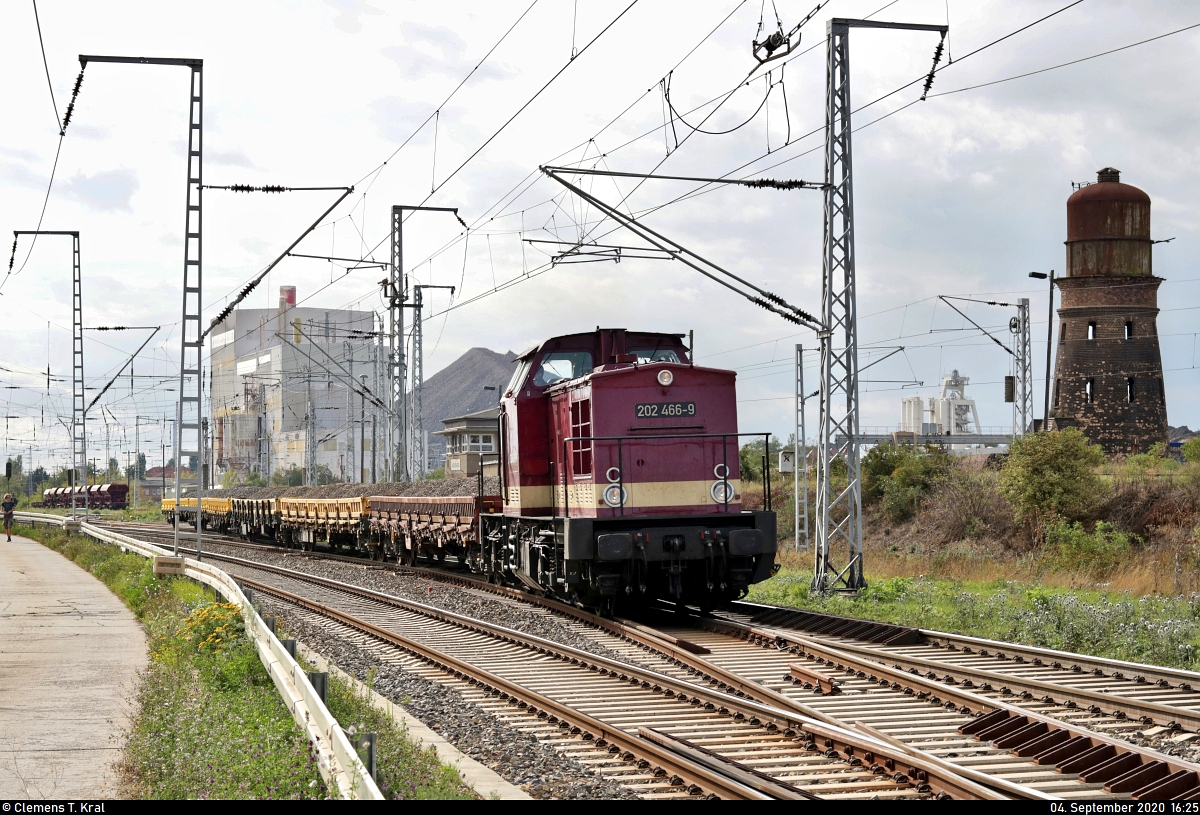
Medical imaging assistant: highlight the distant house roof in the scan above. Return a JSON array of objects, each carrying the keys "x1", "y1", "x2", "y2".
[{"x1": 434, "y1": 406, "x2": 500, "y2": 435}]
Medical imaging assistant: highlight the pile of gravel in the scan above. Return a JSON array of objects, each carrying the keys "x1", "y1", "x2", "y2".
[{"x1": 263, "y1": 600, "x2": 640, "y2": 800}]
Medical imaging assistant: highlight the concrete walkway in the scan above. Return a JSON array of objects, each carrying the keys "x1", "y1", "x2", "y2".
[{"x1": 0, "y1": 534, "x2": 147, "y2": 799}]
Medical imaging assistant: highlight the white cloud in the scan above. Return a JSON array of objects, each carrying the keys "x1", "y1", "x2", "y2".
[{"x1": 62, "y1": 168, "x2": 140, "y2": 212}]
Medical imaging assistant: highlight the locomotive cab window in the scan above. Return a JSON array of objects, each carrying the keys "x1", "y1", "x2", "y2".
[
  {"x1": 505, "y1": 358, "x2": 532, "y2": 394},
  {"x1": 533, "y1": 351, "x2": 593, "y2": 387},
  {"x1": 630, "y1": 348, "x2": 680, "y2": 363}
]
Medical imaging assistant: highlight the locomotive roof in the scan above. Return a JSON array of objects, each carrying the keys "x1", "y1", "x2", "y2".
[{"x1": 515, "y1": 330, "x2": 686, "y2": 361}]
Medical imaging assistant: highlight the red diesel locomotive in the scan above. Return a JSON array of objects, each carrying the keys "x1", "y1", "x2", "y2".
[{"x1": 482, "y1": 328, "x2": 776, "y2": 611}]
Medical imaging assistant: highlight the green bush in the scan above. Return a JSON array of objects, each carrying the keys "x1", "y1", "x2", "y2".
[
  {"x1": 865, "y1": 446, "x2": 952, "y2": 522},
  {"x1": 1041, "y1": 520, "x2": 1136, "y2": 578},
  {"x1": 862, "y1": 445, "x2": 911, "y2": 504},
  {"x1": 1181, "y1": 437, "x2": 1200, "y2": 464},
  {"x1": 999, "y1": 428, "x2": 1107, "y2": 523}
]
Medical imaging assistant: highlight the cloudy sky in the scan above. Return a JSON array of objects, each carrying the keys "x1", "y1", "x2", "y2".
[{"x1": 2, "y1": 0, "x2": 1198, "y2": 471}]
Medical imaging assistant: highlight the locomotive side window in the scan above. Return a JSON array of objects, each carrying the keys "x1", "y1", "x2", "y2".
[
  {"x1": 533, "y1": 351, "x2": 593, "y2": 387},
  {"x1": 571, "y1": 399, "x2": 593, "y2": 476},
  {"x1": 630, "y1": 348, "x2": 680, "y2": 363},
  {"x1": 505, "y1": 358, "x2": 531, "y2": 394}
]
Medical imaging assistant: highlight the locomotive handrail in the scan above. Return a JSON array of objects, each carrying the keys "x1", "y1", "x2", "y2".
[{"x1": 560, "y1": 431, "x2": 772, "y2": 516}]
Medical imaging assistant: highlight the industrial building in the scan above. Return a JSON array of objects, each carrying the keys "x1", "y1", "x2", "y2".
[
  {"x1": 1048, "y1": 168, "x2": 1169, "y2": 455},
  {"x1": 209, "y1": 286, "x2": 384, "y2": 482},
  {"x1": 901, "y1": 370, "x2": 983, "y2": 438}
]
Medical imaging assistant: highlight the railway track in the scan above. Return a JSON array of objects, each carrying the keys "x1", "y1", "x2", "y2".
[
  {"x1": 206, "y1": 554, "x2": 990, "y2": 800},
  {"x1": 100, "y1": 520, "x2": 1200, "y2": 799},
  {"x1": 722, "y1": 601, "x2": 1200, "y2": 732}
]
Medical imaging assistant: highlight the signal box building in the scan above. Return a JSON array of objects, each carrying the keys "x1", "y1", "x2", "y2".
[
  {"x1": 434, "y1": 407, "x2": 500, "y2": 479},
  {"x1": 1048, "y1": 168, "x2": 1168, "y2": 455}
]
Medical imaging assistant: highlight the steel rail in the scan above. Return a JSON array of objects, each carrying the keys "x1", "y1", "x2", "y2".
[
  {"x1": 100, "y1": 522, "x2": 1200, "y2": 734},
  {"x1": 697, "y1": 615, "x2": 1200, "y2": 800},
  {"x1": 207, "y1": 554, "x2": 1003, "y2": 799},
  {"x1": 917, "y1": 629, "x2": 1200, "y2": 693},
  {"x1": 235, "y1": 574, "x2": 770, "y2": 800},
  {"x1": 95, "y1": 521, "x2": 1200, "y2": 798},
  {"x1": 732, "y1": 598, "x2": 1200, "y2": 696},
  {"x1": 817, "y1": 636, "x2": 1200, "y2": 732}
]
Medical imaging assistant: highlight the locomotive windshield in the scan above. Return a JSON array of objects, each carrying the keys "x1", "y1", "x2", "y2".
[
  {"x1": 533, "y1": 351, "x2": 593, "y2": 386},
  {"x1": 630, "y1": 348, "x2": 680, "y2": 363}
]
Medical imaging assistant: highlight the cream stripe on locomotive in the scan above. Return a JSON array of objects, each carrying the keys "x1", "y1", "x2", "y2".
[{"x1": 506, "y1": 479, "x2": 743, "y2": 510}]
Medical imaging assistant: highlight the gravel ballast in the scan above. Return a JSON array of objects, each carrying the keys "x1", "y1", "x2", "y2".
[{"x1": 260, "y1": 598, "x2": 640, "y2": 800}]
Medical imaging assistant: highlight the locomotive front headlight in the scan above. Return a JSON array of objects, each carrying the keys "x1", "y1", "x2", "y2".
[
  {"x1": 656, "y1": 369, "x2": 674, "y2": 387},
  {"x1": 711, "y1": 480, "x2": 735, "y2": 504},
  {"x1": 603, "y1": 484, "x2": 627, "y2": 508}
]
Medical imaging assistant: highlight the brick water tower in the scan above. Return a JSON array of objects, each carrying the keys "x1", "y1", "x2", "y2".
[{"x1": 1048, "y1": 167, "x2": 1168, "y2": 455}]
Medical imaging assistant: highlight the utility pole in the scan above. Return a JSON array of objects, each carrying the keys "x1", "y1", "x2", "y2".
[
  {"x1": 344, "y1": 341, "x2": 355, "y2": 482},
  {"x1": 13, "y1": 231, "x2": 84, "y2": 517},
  {"x1": 795, "y1": 344, "x2": 809, "y2": 552},
  {"x1": 411, "y1": 284, "x2": 455, "y2": 479},
  {"x1": 360, "y1": 374, "x2": 367, "y2": 484},
  {"x1": 1012, "y1": 298, "x2": 1032, "y2": 435},
  {"x1": 371, "y1": 333, "x2": 379, "y2": 483},
  {"x1": 81, "y1": 54, "x2": 205, "y2": 560},
  {"x1": 814, "y1": 19, "x2": 946, "y2": 593},
  {"x1": 305, "y1": 366, "x2": 316, "y2": 486},
  {"x1": 390, "y1": 205, "x2": 465, "y2": 482},
  {"x1": 1029, "y1": 270, "x2": 1056, "y2": 427}
]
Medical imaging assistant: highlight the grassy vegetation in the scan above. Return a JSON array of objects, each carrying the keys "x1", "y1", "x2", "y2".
[
  {"x1": 21, "y1": 523, "x2": 483, "y2": 800},
  {"x1": 748, "y1": 566, "x2": 1200, "y2": 670},
  {"x1": 742, "y1": 431, "x2": 1200, "y2": 668},
  {"x1": 318, "y1": 666, "x2": 475, "y2": 800},
  {"x1": 17, "y1": 524, "x2": 329, "y2": 800}
]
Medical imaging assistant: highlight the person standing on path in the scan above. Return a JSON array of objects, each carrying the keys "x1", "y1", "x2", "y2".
[{"x1": 2, "y1": 493, "x2": 15, "y2": 541}]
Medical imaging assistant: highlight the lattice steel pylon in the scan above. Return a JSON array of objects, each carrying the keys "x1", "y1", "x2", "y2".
[
  {"x1": 813, "y1": 21, "x2": 946, "y2": 593},
  {"x1": 80, "y1": 55, "x2": 204, "y2": 558},
  {"x1": 13, "y1": 231, "x2": 84, "y2": 515},
  {"x1": 1012, "y1": 298, "x2": 1032, "y2": 436},
  {"x1": 389, "y1": 206, "x2": 464, "y2": 481},
  {"x1": 411, "y1": 284, "x2": 455, "y2": 479}
]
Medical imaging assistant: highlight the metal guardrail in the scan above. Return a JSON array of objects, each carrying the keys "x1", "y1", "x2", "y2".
[{"x1": 14, "y1": 511, "x2": 382, "y2": 800}]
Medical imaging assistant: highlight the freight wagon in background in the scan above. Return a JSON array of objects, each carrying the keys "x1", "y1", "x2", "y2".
[
  {"x1": 163, "y1": 328, "x2": 778, "y2": 613},
  {"x1": 41, "y1": 483, "x2": 129, "y2": 509}
]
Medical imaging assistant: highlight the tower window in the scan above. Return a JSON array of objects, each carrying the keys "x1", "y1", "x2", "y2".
[
  {"x1": 1085, "y1": 378, "x2": 1095, "y2": 404},
  {"x1": 1127, "y1": 378, "x2": 1135, "y2": 403},
  {"x1": 1125, "y1": 321, "x2": 1133, "y2": 340},
  {"x1": 1053, "y1": 378, "x2": 1061, "y2": 408},
  {"x1": 1087, "y1": 322, "x2": 1097, "y2": 340},
  {"x1": 1060, "y1": 323, "x2": 1066, "y2": 343}
]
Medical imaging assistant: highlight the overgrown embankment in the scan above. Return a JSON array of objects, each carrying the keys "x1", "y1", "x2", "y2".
[
  {"x1": 21, "y1": 523, "x2": 479, "y2": 799},
  {"x1": 18, "y1": 524, "x2": 328, "y2": 799},
  {"x1": 745, "y1": 432, "x2": 1200, "y2": 665},
  {"x1": 748, "y1": 573, "x2": 1200, "y2": 670},
  {"x1": 313, "y1": 664, "x2": 476, "y2": 799}
]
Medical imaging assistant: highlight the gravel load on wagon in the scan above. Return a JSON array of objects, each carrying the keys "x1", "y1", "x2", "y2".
[{"x1": 205, "y1": 477, "x2": 502, "y2": 502}]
